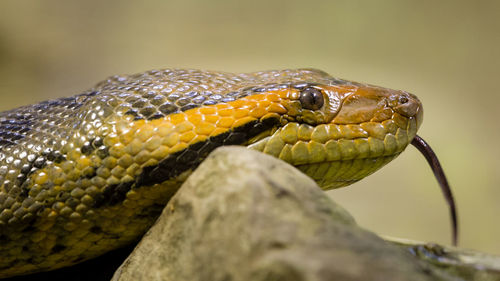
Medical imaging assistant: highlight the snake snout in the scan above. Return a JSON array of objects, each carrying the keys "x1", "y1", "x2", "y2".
[
  {"x1": 332, "y1": 87, "x2": 422, "y2": 125},
  {"x1": 389, "y1": 91, "x2": 423, "y2": 129},
  {"x1": 391, "y1": 92, "x2": 421, "y2": 118}
]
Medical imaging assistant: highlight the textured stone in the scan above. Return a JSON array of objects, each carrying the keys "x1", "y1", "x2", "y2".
[{"x1": 112, "y1": 146, "x2": 456, "y2": 281}]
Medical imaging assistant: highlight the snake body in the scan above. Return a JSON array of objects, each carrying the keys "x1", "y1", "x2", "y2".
[{"x1": 0, "y1": 69, "x2": 422, "y2": 277}]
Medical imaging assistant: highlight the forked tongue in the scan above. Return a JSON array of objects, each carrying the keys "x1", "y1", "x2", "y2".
[{"x1": 411, "y1": 135, "x2": 458, "y2": 246}]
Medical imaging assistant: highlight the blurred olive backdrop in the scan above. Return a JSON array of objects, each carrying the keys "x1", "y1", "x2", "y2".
[{"x1": 0, "y1": 0, "x2": 499, "y2": 254}]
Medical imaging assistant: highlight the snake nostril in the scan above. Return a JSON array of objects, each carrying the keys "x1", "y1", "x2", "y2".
[{"x1": 392, "y1": 94, "x2": 421, "y2": 117}]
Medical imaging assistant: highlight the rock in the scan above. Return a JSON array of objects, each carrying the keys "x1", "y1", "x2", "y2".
[
  {"x1": 112, "y1": 146, "x2": 457, "y2": 281},
  {"x1": 388, "y1": 237, "x2": 500, "y2": 281}
]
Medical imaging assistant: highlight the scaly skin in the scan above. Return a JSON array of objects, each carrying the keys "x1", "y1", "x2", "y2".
[{"x1": 0, "y1": 68, "x2": 422, "y2": 277}]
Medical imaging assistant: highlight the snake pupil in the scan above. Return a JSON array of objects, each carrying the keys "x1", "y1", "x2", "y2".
[{"x1": 299, "y1": 87, "x2": 324, "y2": 110}]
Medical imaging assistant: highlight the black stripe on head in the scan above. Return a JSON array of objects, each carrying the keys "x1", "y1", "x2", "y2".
[
  {"x1": 136, "y1": 116, "x2": 279, "y2": 187},
  {"x1": 0, "y1": 91, "x2": 99, "y2": 150},
  {"x1": 0, "y1": 118, "x2": 34, "y2": 150},
  {"x1": 93, "y1": 116, "x2": 280, "y2": 208}
]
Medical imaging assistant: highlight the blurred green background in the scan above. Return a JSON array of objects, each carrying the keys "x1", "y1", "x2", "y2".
[{"x1": 0, "y1": 0, "x2": 499, "y2": 254}]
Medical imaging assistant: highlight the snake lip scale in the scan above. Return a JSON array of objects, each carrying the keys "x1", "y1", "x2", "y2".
[{"x1": 0, "y1": 68, "x2": 457, "y2": 278}]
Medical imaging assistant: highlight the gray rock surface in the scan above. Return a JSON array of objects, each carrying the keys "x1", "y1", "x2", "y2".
[{"x1": 112, "y1": 147, "x2": 458, "y2": 281}]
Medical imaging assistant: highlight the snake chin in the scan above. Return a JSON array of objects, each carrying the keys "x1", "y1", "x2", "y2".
[{"x1": 295, "y1": 155, "x2": 399, "y2": 190}]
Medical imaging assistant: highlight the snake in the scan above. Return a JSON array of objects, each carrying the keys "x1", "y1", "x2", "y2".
[{"x1": 0, "y1": 68, "x2": 457, "y2": 278}]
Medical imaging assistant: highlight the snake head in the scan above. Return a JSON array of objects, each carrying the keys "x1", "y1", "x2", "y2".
[{"x1": 248, "y1": 73, "x2": 423, "y2": 189}]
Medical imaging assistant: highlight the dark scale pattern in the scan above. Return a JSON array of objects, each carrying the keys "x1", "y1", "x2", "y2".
[{"x1": 0, "y1": 91, "x2": 100, "y2": 203}]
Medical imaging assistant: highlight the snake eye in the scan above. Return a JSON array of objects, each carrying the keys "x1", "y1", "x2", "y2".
[
  {"x1": 299, "y1": 87, "x2": 324, "y2": 110},
  {"x1": 399, "y1": 96, "x2": 409, "y2": 104}
]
